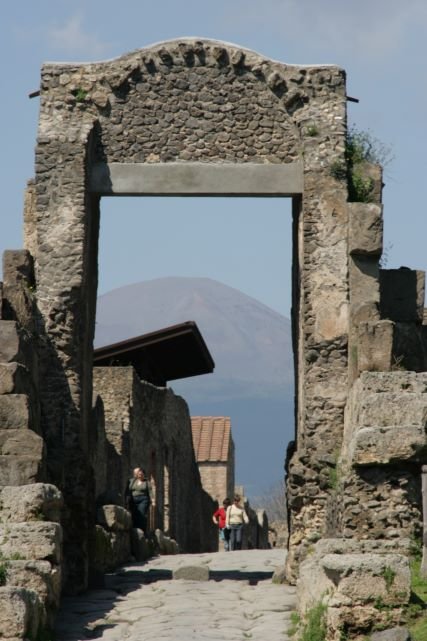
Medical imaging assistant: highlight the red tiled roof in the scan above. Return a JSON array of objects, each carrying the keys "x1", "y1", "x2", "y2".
[{"x1": 191, "y1": 416, "x2": 232, "y2": 463}]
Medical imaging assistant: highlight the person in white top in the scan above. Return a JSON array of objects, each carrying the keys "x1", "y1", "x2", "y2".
[{"x1": 225, "y1": 494, "x2": 249, "y2": 551}]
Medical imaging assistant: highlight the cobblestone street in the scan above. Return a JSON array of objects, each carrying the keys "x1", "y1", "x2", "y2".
[{"x1": 55, "y1": 549, "x2": 296, "y2": 641}]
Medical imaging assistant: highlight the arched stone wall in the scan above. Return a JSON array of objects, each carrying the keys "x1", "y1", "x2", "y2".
[{"x1": 27, "y1": 38, "x2": 349, "y2": 590}]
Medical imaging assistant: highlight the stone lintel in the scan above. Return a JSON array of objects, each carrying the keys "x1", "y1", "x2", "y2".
[{"x1": 89, "y1": 161, "x2": 304, "y2": 196}]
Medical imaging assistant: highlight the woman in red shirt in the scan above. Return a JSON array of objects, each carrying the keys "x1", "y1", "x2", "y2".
[{"x1": 212, "y1": 498, "x2": 231, "y2": 551}]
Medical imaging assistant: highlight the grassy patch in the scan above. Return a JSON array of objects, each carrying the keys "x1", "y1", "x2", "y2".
[
  {"x1": 300, "y1": 602, "x2": 328, "y2": 641},
  {"x1": 403, "y1": 551, "x2": 427, "y2": 640}
]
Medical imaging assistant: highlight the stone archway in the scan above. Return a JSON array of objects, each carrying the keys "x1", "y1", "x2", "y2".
[{"x1": 25, "y1": 38, "x2": 350, "y2": 591}]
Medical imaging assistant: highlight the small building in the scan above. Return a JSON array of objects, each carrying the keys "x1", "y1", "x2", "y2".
[{"x1": 191, "y1": 416, "x2": 235, "y2": 504}]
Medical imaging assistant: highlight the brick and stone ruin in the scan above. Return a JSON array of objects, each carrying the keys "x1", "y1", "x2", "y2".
[{"x1": 0, "y1": 38, "x2": 426, "y2": 639}]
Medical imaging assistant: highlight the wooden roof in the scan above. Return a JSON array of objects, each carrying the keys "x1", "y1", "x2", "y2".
[
  {"x1": 191, "y1": 416, "x2": 232, "y2": 463},
  {"x1": 93, "y1": 321, "x2": 214, "y2": 386}
]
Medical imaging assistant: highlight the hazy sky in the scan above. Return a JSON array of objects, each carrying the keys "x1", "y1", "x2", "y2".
[{"x1": 1, "y1": 1, "x2": 426, "y2": 316}]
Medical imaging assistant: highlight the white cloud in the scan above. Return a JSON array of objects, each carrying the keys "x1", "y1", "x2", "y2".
[{"x1": 46, "y1": 14, "x2": 110, "y2": 59}]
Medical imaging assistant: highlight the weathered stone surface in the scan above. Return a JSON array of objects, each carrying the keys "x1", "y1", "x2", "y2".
[
  {"x1": 0, "y1": 395, "x2": 31, "y2": 430},
  {"x1": 155, "y1": 528, "x2": 180, "y2": 555},
  {"x1": 380, "y1": 267, "x2": 425, "y2": 322},
  {"x1": 0, "y1": 363, "x2": 30, "y2": 395},
  {"x1": 130, "y1": 527, "x2": 153, "y2": 561},
  {"x1": 352, "y1": 425, "x2": 427, "y2": 465},
  {"x1": 6, "y1": 560, "x2": 61, "y2": 610},
  {"x1": 0, "y1": 484, "x2": 63, "y2": 523},
  {"x1": 344, "y1": 371, "x2": 427, "y2": 466},
  {"x1": 92, "y1": 524, "x2": 111, "y2": 575},
  {"x1": 0, "y1": 586, "x2": 42, "y2": 640},
  {"x1": 371, "y1": 627, "x2": 411, "y2": 641},
  {"x1": 92, "y1": 524, "x2": 131, "y2": 573},
  {"x1": 298, "y1": 539, "x2": 410, "y2": 640},
  {"x1": 0, "y1": 321, "x2": 21, "y2": 363},
  {"x1": 357, "y1": 320, "x2": 394, "y2": 372},
  {"x1": 173, "y1": 564, "x2": 209, "y2": 581},
  {"x1": 0, "y1": 429, "x2": 45, "y2": 486},
  {"x1": 349, "y1": 203, "x2": 383, "y2": 256},
  {"x1": 0, "y1": 522, "x2": 62, "y2": 564},
  {"x1": 321, "y1": 553, "x2": 410, "y2": 605},
  {"x1": 97, "y1": 504, "x2": 132, "y2": 531}
]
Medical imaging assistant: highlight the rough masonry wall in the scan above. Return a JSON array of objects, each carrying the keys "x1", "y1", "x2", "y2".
[
  {"x1": 26, "y1": 38, "x2": 349, "y2": 587},
  {"x1": 198, "y1": 462, "x2": 229, "y2": 504},
  {"x1": 93, "y1": 366, "x2": 217, "y2": 553}
]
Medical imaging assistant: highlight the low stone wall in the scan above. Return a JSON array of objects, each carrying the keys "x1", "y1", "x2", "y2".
[
  {"x1": 0, "y1": 484, "x2": 63, "y2": 639},
  {"x1": 297, "y1": 538, "x2": 411, "y2": 640},
  {"x1": 93, "y1": 367, "x2": 218, "y2": 554}
]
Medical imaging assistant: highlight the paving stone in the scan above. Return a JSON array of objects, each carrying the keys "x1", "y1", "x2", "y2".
[{"x1": 54, "y1": 549, "x2": 296, "y2": 640}]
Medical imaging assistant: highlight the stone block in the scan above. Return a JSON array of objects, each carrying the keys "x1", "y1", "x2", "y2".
[
  {"x1": 155, "y1": 528, "x2": 179, "y2": 555},
  {"x1": 130, "y1": 527, "x2": 153, "y2": 561},
  {"x1": 371, "y1": 627, "x2": 411, "y2": 641},
  {"x1": 357, "y1": 320, "x2": 394, "y2": 372},
  {"x1": 349, "y1": 257, "x2": 380, "y2": 309},
  {"x1": 297, "y1": 539, "x2": 411, "y2": 611},
  {"x1": 358, "y1": 392, "x2": 427, "y2": 428},
  {"x1": 0, "y1": 522, "x2": 62, "y2": 564},
  {"x1": 0, "y1": 363, "x2": 31, "y2": 395},
  {"x1": 0, "y1": 457, "x2": 43, "y2": 488},
  {"x1": 92, "y1": 524, "x2": 111, "y2": 575},
  {"x1": 321, "y1": 553, "x2": 410, "y2": 605},
  {"x1": 92, "y1": 524, "x2": 131, "y2": 573},
  {"x1": 351, "y1": 425, "x2": 426, "y2": 465},
  {"x1": 109, "y1": 530, "x2": 131, "y2": 568},
  {"x1": 297, "y1": 539, "x2": 410, "y2": 640},
  {"x1": 0, "y1": 321, "x2": 22, "y2": 362},
  {"x1": 345, "y1": 371, "x2": 427, "y2": 465},
  {"x1": 6, "y1": 560, "x2": 61, "y2": 610},
  {"x1": 0, "y1": 586, "x2": 42, "y2": 640},
  {"x1": 0, "y1": 429, "x2": 44, "y2": 486},
  {"x1": 0, "y1": 484, "x2": 63, "y2": 524},
  {"x1": 173, "y1": 564, "x2": 209, "y2": 581},
  {"x1": 380, "y1": 267, "x2": 425, "y2": 322},
  {"x1": 97, "y1": 504, "x2": 132, "y2": 531},
  {"x1": 0, "y1": 395, "x2": 31, "y2": 430},
  {"x1": 349, "y1": 203, "x2": 383, "y2": 256}
]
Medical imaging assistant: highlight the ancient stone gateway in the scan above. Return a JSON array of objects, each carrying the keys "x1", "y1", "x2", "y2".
[
  {"x1": 13, "y1": 37, "x2": 426, "y2": 636},
  {"x1": 26, "y1": 38, "x2": 349, "y2": 589}
]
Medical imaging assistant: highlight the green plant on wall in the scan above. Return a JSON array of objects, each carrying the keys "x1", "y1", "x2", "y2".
[
  {"x1": 73, "y1": 87, "x2": 88, "y2": 103},
  {"x1": 330, "y1": 125, "x2": 393, "y2": 203},
  {"x1": 401, "y1": 539, "x2": 427, "y2": 640},
  {"x1": 299, "y1": 601, "x2": 328, "y2": 641},
  {"x1": 380, "y1": 566, "x2": 396, "y2": 592}
]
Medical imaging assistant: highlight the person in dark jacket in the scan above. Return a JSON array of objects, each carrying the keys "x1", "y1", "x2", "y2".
[{"x1": 125, "y1": 467, "x2": 153, "y2": 534}]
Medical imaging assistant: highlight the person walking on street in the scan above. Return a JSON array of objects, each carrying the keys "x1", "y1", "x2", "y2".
[
  {"x1": 226, "y1": 494, "x2": 249, "y2": 551},
  {"x1": 213, "y1": 498, "x2": 231, "y2": 551},
  {"x1": 125, "y1": 467, "x2": 153, "y2": 535}
]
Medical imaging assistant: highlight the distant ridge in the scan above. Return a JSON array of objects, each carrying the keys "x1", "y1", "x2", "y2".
[{"x1": 95, "y1": 277, "x2": 294, "y2": 494}]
